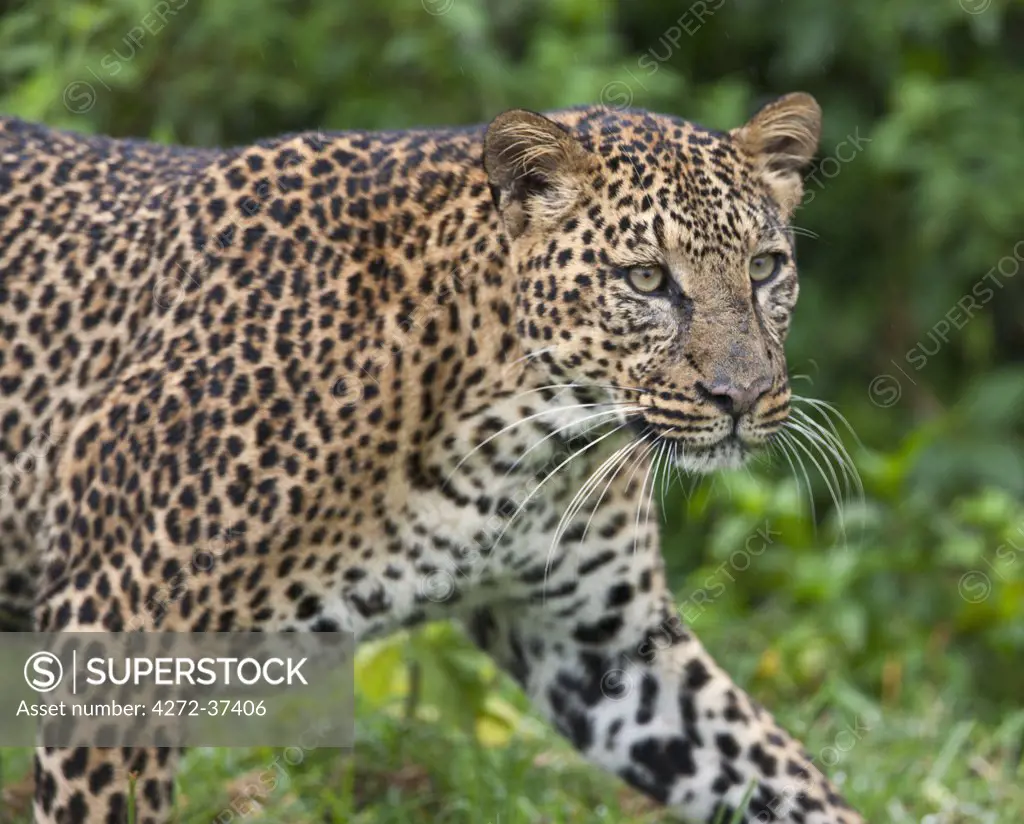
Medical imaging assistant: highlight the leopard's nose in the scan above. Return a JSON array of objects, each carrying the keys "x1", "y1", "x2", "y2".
[{"x1": 697, "y1": 377, "x2": 772, "y2": 418}]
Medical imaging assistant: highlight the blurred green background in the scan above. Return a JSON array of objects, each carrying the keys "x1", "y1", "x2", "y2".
[{"x1": 1, "y1": 0, "x2": 1022, "y2": 821}]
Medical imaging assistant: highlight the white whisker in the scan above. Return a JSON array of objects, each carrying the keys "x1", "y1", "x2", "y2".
[
  {"x1": 505, "y1": 347, "x2": 555, "y2": 369},
  {"x1": 644, "y1": 434, "x2": 676, "y2": 548},
  {"x1": 494, "y1": 420, "x2": 636, "y2": 585},
  {"x1": 549, "y1": 436, "x2": 638, "y2": 560},
  {"x1": 446, "y1": 402, "x2": 636, "y2": 484},
  {"x1": 791, "y1": 394, "x2": 865, "y2": 450},
  {"x1": 783, "y1": 423, "x2": 845, "y2": 541},
  {"x1": 791, "y1": 407, "x2": 863, "y2": 503},
  {"x1": 632, "y1": 434, "x2": 666, "y2": 557},
  {"x1": 778, "y1": 429, "x2": 817, "y2": 528},
  {"x1": 580, "y1": 435, "x2": 649, "y2": 544},
  {"x1": 506, "y1": 381, "x2": 648, "y2": 404},
  {"x1": 501, "y1": 406, "x2": 645, "y2": 479}
]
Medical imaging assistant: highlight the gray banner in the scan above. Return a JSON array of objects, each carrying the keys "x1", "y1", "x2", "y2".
[{"x1": 0, "y1": 632, "x2": 354, "y2": 747}]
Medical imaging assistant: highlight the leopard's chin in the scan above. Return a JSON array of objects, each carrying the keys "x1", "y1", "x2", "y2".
[
  {"x1": 626, "y1": 419, "x2": 768, "y2": 474},
  {"x1": 673, "y1": 435, "x2": 757, "y2": 474}
]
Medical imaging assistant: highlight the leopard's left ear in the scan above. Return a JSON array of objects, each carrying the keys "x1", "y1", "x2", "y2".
[
  {"x1": 731, "y1": 92, "x2": 821, "y2": 214},
  {"x1": 483, "y1": 109, "x2": 594, "y2": 239}
]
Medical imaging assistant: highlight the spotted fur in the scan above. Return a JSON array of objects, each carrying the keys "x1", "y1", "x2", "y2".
[{"x1": 0, "y1": 94, "x2": 863, "y2": 823}]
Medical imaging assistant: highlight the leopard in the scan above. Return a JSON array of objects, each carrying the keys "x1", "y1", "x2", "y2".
[{"x1": 0, "y1": 92, "x2": 866, "y2": 823}]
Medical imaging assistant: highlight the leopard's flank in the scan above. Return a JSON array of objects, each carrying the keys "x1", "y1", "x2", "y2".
[{"x1": 0, "y1": 94, "x2": 863, "y2": 823}]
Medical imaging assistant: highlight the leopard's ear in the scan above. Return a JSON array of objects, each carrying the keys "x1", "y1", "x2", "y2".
[
  {"x1": 731, "y1": 92, "x2": 821, "y2": 215},
  {"x1": 483, "y1": 109, "x2": 593, "y2": 239}
]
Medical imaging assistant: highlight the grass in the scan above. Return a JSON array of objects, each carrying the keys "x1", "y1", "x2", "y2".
[{"x1": 2, "y1": 629, "x2": 1021, "y2": 823}]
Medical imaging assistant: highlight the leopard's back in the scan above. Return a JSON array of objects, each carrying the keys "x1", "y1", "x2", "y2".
[
  {"x1": 0, "y1": 118, "x2": 223, "y2": 620},
  {"x1": 0, "y1": 116, "x2": 224, "y2": 408}
]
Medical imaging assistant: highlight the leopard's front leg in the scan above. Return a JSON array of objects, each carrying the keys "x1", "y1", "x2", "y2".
[{"x1": 464, "y1": 473, "x2": 863, "y2": 823}]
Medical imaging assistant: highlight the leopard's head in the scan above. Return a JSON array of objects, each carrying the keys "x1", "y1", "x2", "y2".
[{"x1": 484, "y1": 94, "x2": 821, "y2": 471}]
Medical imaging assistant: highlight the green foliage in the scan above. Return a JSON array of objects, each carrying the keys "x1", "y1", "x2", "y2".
[{"x1": 1, "y1": 0, "x2": 1022, "y2": 820}]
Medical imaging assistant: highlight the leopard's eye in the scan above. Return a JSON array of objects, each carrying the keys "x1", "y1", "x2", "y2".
[
  {"x1": 749, "y1": 253, "x2": 784, "y2": 282},
  {"x1": 627, "y1": 266, "x2": 667, "y2": 294}
]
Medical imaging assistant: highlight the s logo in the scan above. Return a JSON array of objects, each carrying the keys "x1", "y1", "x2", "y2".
[{"x1": 24, "y1": 651, "x2": 63, "y2": 692}]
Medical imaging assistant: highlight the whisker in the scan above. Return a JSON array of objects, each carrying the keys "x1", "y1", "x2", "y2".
[
  {"x1": 791, "y1": 394, "x2": 865, "y2": 451},
  {"x1": 549, "y1": 436, "x2": 638, "y2": 560},
  {"x1": 684, "y1": 457, "x2": 703, "y2": 502},
  {"x1": 784, "y1": 422, "x2": 846, "y2": 541},
  {"x1": 620, "y1": 433, "x2": 663, "y2": 522},
  {"x1": 642, "y1": 444, "x2": 664, "y2": 548},
  {"x1": 644, "y1": 434, "x2": 676, "y2": 546},
  {"x1": 446, "y1": 402, "x2": 633, "y2": 483},
  {"x1": 505, "y1": 381, "x2": 648, "y2": 404},
  {"x1": 505, "y1": 347, "x2": 555, "y2": 369},
  {"x1": 671, "y1": 441, "x2": 703, "y2": 505},
  {"x1": 494, "y1": 420, "x2": 636, "y2": 580},
  {"x1": 778, "y1": 429, "x2": 817, "y2": 529},
  {"x1": 791, "y1": 407, "x2": 864, "y2": 503},
  {"x1": 790, "y1": 409, "x2": 866, "y2": 547},
  {"x1": 787, "y1": 418, "x2": 847, "y2": 504},
  {"x1": 501, "y1": 406, "x2": 645, "y2": 479},
  {"x1": 580, "y1": 434, "x2": 650, "y2": 544},
  {"x1": 671, "y1": 441, "x2": 687, "y2": 498},
  {"x1": 658, "y1": 438, "x2": 671, "y2": 513},
  {"x1": 633, "y1": 432, "x2": 672, "y2": 557},
  {"x1": 788, "y1": 223, "x2": 819, "y2": 240}
]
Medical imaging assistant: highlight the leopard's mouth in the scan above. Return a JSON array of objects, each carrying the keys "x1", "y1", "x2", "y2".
[{"x1": 625, "y1": 417, "x2": 763, "y2": 473}]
